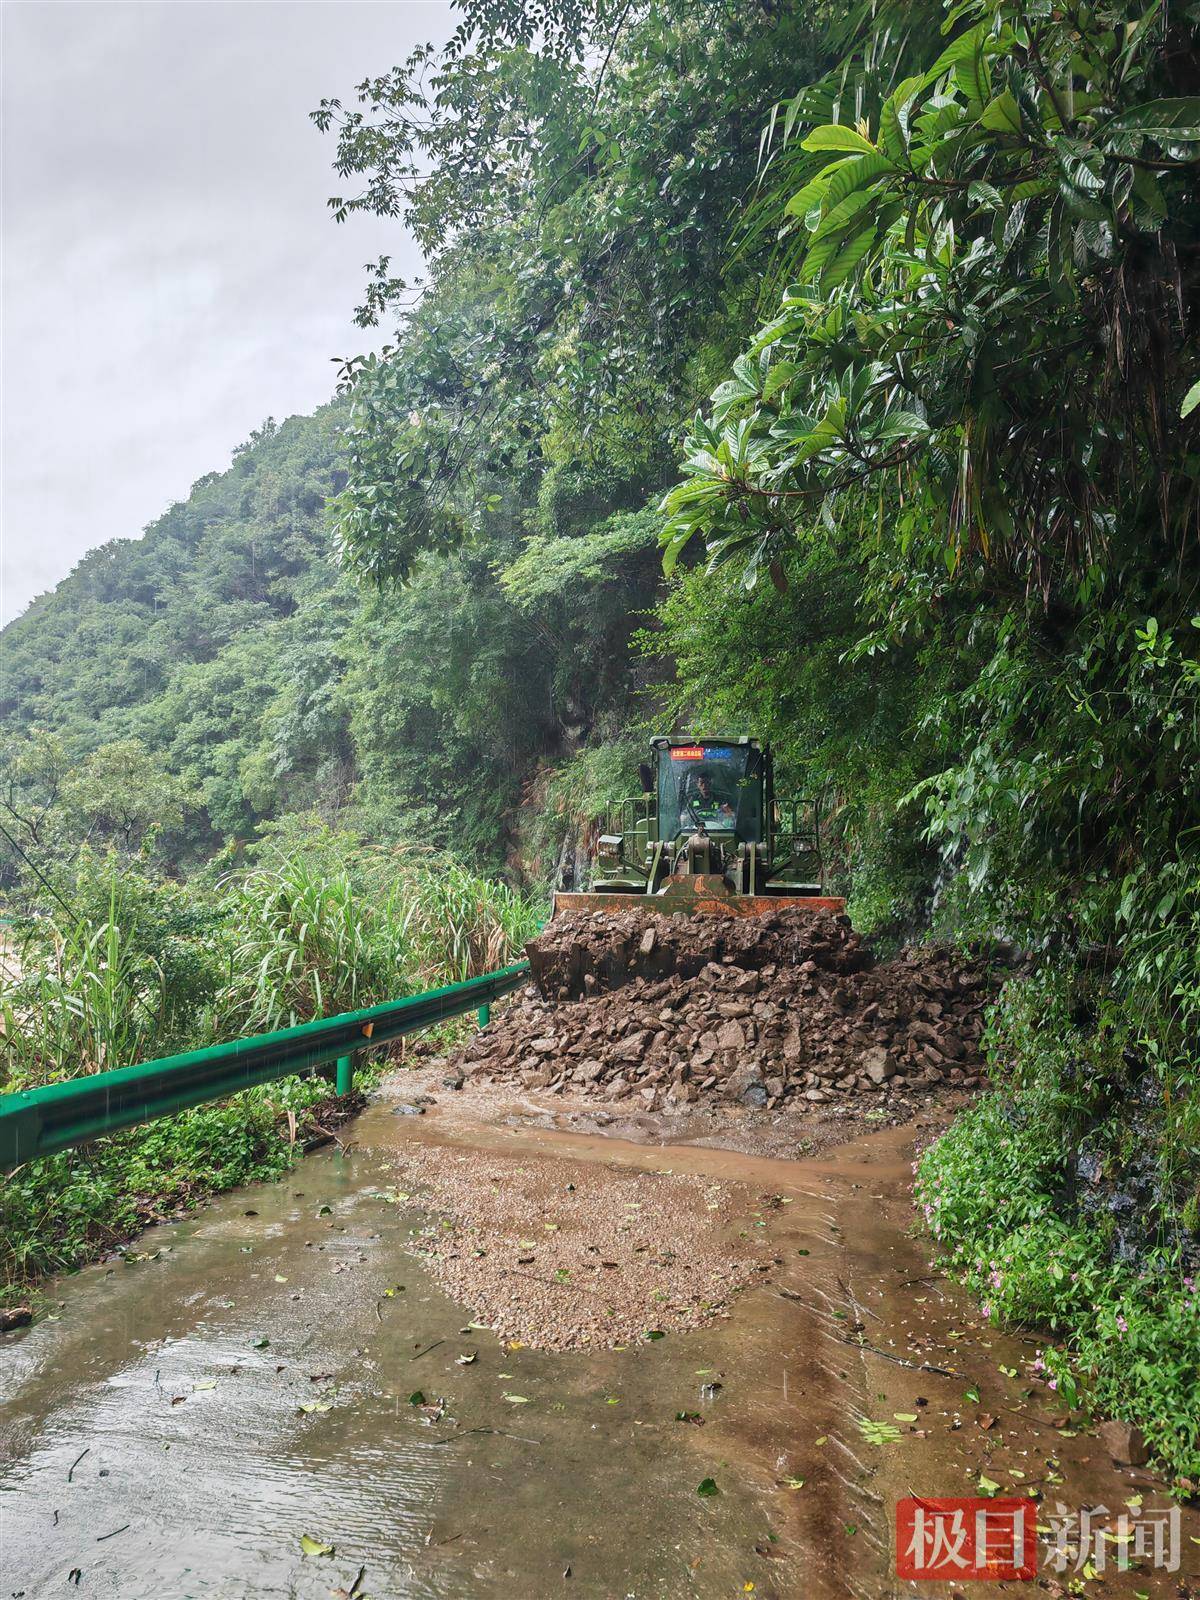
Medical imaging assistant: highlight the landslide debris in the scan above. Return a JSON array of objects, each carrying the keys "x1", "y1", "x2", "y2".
[
  {"x1": 393, "y1": 1143, "x2": 768, "y2": 1350},
  {"x1": 460, "y1": 908, "x2": 998, "y2": 1111}
]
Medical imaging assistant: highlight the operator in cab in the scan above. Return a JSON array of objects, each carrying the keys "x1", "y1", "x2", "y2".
[{"x1": 682, "y1": 769, "x2": 735, "y2": 829}]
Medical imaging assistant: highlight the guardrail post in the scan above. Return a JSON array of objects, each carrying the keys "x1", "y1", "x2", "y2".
[
  {"x1": 335, "y1": 1054, "x2": 354, "y2": 1095},
  {"x1": 477, "y1": 1002, "x2": 490, "y2": 1029}
]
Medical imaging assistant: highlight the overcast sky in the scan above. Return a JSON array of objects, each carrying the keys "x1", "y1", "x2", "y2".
[{"x1": 1, "y1": 0, "x2": 454, "y2": 626}]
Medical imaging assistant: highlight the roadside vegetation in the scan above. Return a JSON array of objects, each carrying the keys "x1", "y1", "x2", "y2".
[
  {"x1": 0, "y1": 827, "x2": 536, "y2": 1291},
  {"x1": 2, "y1": 0, "x2": 1198, "y2": 1483}
]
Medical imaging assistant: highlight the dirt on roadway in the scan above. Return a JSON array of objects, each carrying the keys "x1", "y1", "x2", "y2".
[{"x1": 2, "y1": 1068, "x2": 1196, "y2": 1600}]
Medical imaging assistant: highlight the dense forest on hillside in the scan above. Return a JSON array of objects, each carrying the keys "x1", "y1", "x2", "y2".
[
  {"x1": 3, "y1": 0, "x2": 1200, "y2": 1480},
  {"x1": 0, "y1": 406, "x2": 659, "y2": 876}
]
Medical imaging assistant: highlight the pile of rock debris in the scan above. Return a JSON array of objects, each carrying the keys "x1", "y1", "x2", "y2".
[{"x1": 455, "y1": 908, "x2": 999, "y2": 1112}]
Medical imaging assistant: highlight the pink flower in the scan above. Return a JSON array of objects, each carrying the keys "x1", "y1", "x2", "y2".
[
  {"x1": 1047, "y1": 1378, "x2": 1058, "y2": 1390},
  {"x1": 1116, "y1": 1314, "x2": 1128, "y2": 1334}
]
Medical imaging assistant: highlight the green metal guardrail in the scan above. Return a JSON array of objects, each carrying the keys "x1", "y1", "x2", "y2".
[{"x1": 0, "y1": 961, "x2": 530, "y2": 1173}]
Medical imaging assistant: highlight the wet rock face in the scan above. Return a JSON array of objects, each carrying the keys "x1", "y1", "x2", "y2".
[{"x1": 457, "y1": 908, "x2": 999, "y2": 1112}]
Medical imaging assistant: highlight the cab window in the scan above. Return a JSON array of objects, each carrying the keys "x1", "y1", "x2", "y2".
[{"x1": 656, "y1": 745, "x2": 763, "y2": 842}]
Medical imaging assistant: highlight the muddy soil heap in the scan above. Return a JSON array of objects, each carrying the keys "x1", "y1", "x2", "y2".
[{"x1": 457, "y1": 908, "x2": 997, "y2": 1112}]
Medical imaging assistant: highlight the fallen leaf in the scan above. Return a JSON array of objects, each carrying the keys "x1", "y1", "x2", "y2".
[
  {"x1": 978, "y1": 1475, "x2": 1001, "y2": 1495},
  {"x1": 696, "y1": 1478, "x2": 719, "y2": 1498},
  {"x1": 893, "y1": 1413, "x2": 919, "y2": 1423},
  {"x1": 455, "y1": 1352, "x2": 477, "y2": 1366},
  {"x1": 192, "y1": 1379, "x2": 217, "y2": 1392},
  {"x1": 502, "y1": 1393, "x2": 530, "y2": 1405},
  {"x1": 858, "y1": 1419, "x2": 902, "y2": 1445},
  {"x1": 299, "y1": 1401, "x2": 332, "y2": 1414},
  {"x1": 781, "y1": 1477, "x2": 805, "y2": 1490},
  {"x1": 251, "y1": 1336, "x2": 270, "y2": 1349},
  {"x1": 408, "y1": 1391, "x2": 426, "y2": 1406},
  {"x1": 300, "y1": 1534, "x2": 334, "y2": 1558}
]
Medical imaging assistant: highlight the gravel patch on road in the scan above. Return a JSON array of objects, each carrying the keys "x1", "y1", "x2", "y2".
[{"x1": 390, "y1": 1142, "x2": 773, "y2": 1350}]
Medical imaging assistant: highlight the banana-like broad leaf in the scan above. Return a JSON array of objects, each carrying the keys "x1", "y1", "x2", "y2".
[
  {"x1": 784, "y1": 163, "x2": 844, "y2": 220},
  {"x1": 761, "y1": 361, "x2": 799, "y2": 405},
  {"x1": 979, "y1": 90, "x2": 1022, "y2": 134},
  {"x1": 823, "y1": 151, "x2": 897, "y2": 215},
  {"x1": 921, "y1": 19, "x2": 993, "y2": 90},
  {"x1": 801, "y1": 123, "x2": 877, "y2": 155},
  {"x1": 1104, "y1": 98, "x2": 1200, "y2": 147},
  {"x1": 878, "y1": 76, "x2": 924, "y2": 159}
]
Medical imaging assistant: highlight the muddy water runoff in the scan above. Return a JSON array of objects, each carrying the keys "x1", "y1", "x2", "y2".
[{"x1": 1, "y1": 1092, "x2": 1195, "y2": 1599}]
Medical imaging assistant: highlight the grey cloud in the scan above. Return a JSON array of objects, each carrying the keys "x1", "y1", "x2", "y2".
[{"x1": 1, "y1": 0, "x2": 452, "y2": 625}]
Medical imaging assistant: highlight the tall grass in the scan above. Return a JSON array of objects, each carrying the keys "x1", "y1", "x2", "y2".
[
  {"x1": 1, "y1": 835, "x2": 540, "y2": 1296},
  {"x1": 216, "y1": 843, "x2": 539, "y2": 1033},
  {"x1": 396, "y1": 854, "x2": 541, "y2": 982},
  {"x1": 1, "y1": 884, "x2": 166, "y2": 1089},
  {"x1": 1, "y1": 836, "x2": 540, "y2": 1084},
  {"x1": 217, "y1": 853, "x2": 417, "y2": 1033}
]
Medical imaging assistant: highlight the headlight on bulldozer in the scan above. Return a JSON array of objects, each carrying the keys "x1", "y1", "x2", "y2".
[{"x1": 596, "y1": 834, "x2": 624, "y2": 870}]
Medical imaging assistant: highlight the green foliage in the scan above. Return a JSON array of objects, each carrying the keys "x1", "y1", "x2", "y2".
[
  {"x1": 517, "y1": 724, "x2": 650, "y2": 887},
  {"x1": 217, "y1": 833, "x2": 538, "y2": 1031},
  {"x1": 648, "y1": 0, "x2": 1200, "y2": 1476},
  {"x1": 651, "y1": 540, "x2": 946, "y2": 932},
  {"x1": 66, "y1": 738, "x2": 197, "y2": 852},
  {"x1": 0, "y1": 408, "x2": 654, "y2": 879},
  {"x1": 1, "y1": 852, "x2": 226, "y2": 1088},
  {"x1": 216, "y1": 848, "x2": 418, "y2": 1032},
  {"x1": 663, "y1": 0, "x2": 1200, "y2": 589},
  {"x1": 314, "y1": 0, "x2": 826, "y2": 583},
  {"x1": 1, "y1": 823, "x2": 537, "y2": 1292},
  {"x1": 918, "y1": 1090, "x2": 1200, "y2": 1477},
  {"x1": 3, "y1": 0, "x2": 1199, "y2": 1482},
  {"x1": 0, "y1": 410, "x2": 357, "y2": 863},
  {"x1": 0, "y1": 1076, "x2": 338, "y2": 1287}
]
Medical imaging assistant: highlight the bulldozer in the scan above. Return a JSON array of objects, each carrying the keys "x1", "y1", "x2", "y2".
[{"x1": 553, "y1": 735, "x2": 845, "y2": 918}]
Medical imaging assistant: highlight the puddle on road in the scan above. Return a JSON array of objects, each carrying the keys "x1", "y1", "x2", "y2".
[
  {"x1": 0, "y1": 1114, "x2": 806, "y2": 1600},
  {"x1": 1, "y1": 1100, "x2": 1195, "y2": 1599}
]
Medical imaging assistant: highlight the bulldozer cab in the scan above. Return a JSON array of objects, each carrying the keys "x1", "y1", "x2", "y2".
[
  {"x1": 550, "y1": 731, "x2": 846, "y2": 918},
  {"x1": 652, "y1": 737, "x2": 764, "y2": 844}
]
